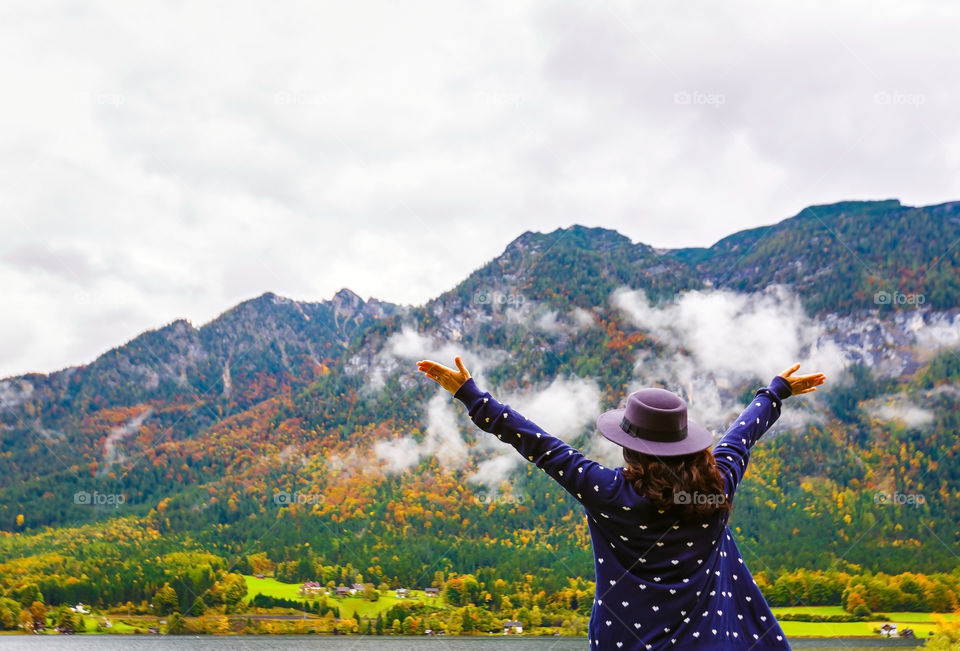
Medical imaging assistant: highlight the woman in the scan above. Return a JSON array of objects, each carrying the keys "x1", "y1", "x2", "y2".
[{"x1": 417, "y1": 356, "x2": 825, "y2": 650}]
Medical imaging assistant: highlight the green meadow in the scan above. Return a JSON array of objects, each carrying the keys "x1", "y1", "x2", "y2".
[
  {"x1": 772, "y1": 606, "x2": 960, "y2": 639},
  {"x1": 242, "y1": 575, "x2": 445, "y2": 619}
]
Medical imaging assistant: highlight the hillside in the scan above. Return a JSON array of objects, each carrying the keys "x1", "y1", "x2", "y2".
[
  {"x1": 672, "y1": 199, "x2": 960, "y2": 312},
  {"x1": 1, "y1": 198, "x2": 959, "y2": 621}
]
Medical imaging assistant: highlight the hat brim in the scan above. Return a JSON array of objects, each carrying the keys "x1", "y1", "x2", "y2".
[{"x1": 596, "y1": 408, "x2": 715, "y2": 457}]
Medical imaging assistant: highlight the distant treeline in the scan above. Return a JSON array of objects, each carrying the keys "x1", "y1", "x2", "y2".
[{"x1": 248, "y1": 593, "x2": 339, "y2": 617}]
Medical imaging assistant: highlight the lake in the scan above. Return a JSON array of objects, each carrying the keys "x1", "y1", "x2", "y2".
[{"x1": 0, "y1": 636, "x2": 926, "y2": 650}]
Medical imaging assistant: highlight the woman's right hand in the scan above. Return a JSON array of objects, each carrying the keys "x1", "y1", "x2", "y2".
[
  {"x1": 778, "y1": 363, "x2": 826, "y2": 395},
  {"x1": 417, "y1": 356, "x2": 472, "y2": 395}
]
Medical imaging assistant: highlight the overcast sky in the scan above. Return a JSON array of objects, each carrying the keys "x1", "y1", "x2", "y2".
[{"x1": 1, "y1": 0, "x2": 958, "y2": 379}]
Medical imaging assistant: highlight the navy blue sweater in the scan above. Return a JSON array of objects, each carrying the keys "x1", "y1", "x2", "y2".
[{"x1": 454, "y1": 376, "x2": 794, "y2": 650}]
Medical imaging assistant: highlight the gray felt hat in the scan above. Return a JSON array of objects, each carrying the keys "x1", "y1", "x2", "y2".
[{"x1": 596, "y1": 388, "x2": 713, "y2": 457}]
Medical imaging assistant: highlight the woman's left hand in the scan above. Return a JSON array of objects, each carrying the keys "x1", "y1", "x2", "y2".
[{"x1": 417, "y1": 356, "x2": 471, "y2": 395}]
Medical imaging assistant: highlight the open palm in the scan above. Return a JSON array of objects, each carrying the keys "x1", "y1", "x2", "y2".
[
  {"x1": 778, "y1": 363, "x2": 826, "y2": 395},
  {"x1": 417, "y1": 357, "x2": 471, "y2": 394}
]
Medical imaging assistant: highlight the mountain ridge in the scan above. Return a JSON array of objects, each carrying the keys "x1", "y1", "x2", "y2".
[{"x1": 7, "y1": 197, "x2": 959, "y2": 387}]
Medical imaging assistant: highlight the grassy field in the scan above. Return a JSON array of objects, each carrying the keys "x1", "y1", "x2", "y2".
[
  {"x1": 242, "y1": 579, "x2": 956, "y2": 638},
  {"x1": 242, "y1": 575, "x2": 445, "y2": 619},
  {"x1": 771, "y1": 606, "x2": 960, "y2": 639},
  {"x1": 242, "y1": 575, "x2": 308, "y2": 602}
]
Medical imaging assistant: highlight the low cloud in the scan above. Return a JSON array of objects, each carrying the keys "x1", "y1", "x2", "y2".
[
  {"x1": 374, "y1": 372, "x2": 602, "y2": 488},
  {"x1": 613, "y1": 285, "x2": 848, "y2": 382},
  {"x1": 365, "y1": 325, "x2": 507, "y2": 392},
  {"x1": 0, "y1": 379, "x2": 34, "y2": 409},
  {"x1": 908, "y1": 312, "x2": 960, "y2": 351},
  {"x1": 872, "y1": 399, "x2": 935, "y2": 428},
  {"x1": 498, "y1": 376, "x2": 602, "y2": 442},
  {"x1": 467, "y1": 453, "x2": 521, "y2": 489},
  {"x1": 506, "y1": 303, "x2": 597, "y2": 336},
  {"x1": 373, "y1": 436, "x2": 421, "y2": 473},
  {"x1": 374, "y1": 392, "x2": 469, "y2": 473},
  {"x1": 467, "y1": 375, "x2": 602, "y2": 488},
  {"x1": 611, "y1": 285, "x2": 848, "y2": 434}
]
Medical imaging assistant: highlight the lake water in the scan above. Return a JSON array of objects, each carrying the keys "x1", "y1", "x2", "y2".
[{"x1": 0, "y1": 636, "x2": 927, "y2": 650}]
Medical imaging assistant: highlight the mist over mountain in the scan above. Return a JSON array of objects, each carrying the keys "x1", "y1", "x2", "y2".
[{"x1": 2, "y1": 198, "x2": 959, "y2": 609}]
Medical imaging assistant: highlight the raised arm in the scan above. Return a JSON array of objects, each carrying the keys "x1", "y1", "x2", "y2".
[
  {"x1": 713, "y1": 364, "x2": 826, "y2": 500},
  {"x1": 417, "y1": 357, "x2": 624, "y2": 508}
]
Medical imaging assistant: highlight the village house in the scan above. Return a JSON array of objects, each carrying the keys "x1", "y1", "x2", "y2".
[
  {"x1": 350, "y1": 583, "x2": 365, "y2": 594},
  {"x1": 299, "y1": 581, "x2": 324, "y2": 595},
  {"x1": 395, "y1": 588, "x2": 409, "y2": 598},
  {"x1": 880, "y1": 623, "x2": 898, "y2": 637},
  {"x1": 424, "y1": 587, "x2": 440, "y2": 597},
  {"x1": 503, "y1": 619, "x2": 523, "y2": 634},
  {"x1": 335, "y1": 586, "x2": 350, "y2": 597}
]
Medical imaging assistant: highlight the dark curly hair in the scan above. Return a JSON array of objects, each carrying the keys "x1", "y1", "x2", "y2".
[{"x1": 621, "y1": 448, "x2": 732, "y2": 519}]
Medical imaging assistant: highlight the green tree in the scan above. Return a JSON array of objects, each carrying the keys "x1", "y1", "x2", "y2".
[
  {"x1": 0, "y1": 598, "x2": 22, "y2": 630},
  {"x1": 55, "y1": 607, "x2": 81, "y2": 633},
  {"x1": 188, "y1": 596, "x2": 206, "y2": 616},
  {"x1": 16, "y1": 584, "x2": 43, "y2": 607},
  {"x1": 165, "y1": 612, "x2": 186, "y2": 635},
  {"x1": 216, "y1": 573, "x2": 248, "y2": 613},
  {"x1": 153, "y1": 583, "x2": 179, "y2": 616}
]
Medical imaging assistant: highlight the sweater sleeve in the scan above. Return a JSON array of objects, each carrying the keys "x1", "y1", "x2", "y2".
[
  {"x1": 713, "y1": 375, "x2": 793, "y2": 501},
  {"x1": 453, "y1": 378, "x2": 626, "y2": 509}
]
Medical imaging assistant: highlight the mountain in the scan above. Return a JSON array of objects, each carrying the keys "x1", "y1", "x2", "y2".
[
  {"x1": 2, "y1": 199, "x2": 959, "y2": 618},
  {"x1": 0, "y1": 289, "x2": 401, "y2": 494},
  {"x1": 671, "y1": 199, "x2": 960, "y2": 312}
]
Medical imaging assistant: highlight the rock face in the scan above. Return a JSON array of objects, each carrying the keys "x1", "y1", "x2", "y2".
[{"x1": 0, "y1": 289, "x2": 405, "y2": 432}]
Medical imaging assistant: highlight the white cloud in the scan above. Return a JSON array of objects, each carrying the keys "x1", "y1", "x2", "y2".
[
  {"x1": 2, "y1": 0, "x2": 959, "y2": 378},
  {"x1": 365, "y1": 325, "x2": 507, "y2": 392},
  {"x1": 875, "y1": 403, "x2": 934, "y2": 428},
  {"x1": 908, "y1": 312, "x2": 960, "y2": 351},
  {"x1": 467, "y1": 375, "x2": 602, "y2": 487},
  {"x1": 374, "y1": 370, "x2": 602, "y2": 486},
  {"x1": 373, "y1": 436, "x2": 422, "y2": 474},
  {"x1": 0, "y1": 379, "x2": 34, "y2": 410},
  {"x1": 614, "y1": 285, "x2": 848, "y2": 379},
  {"x1": 467, "y1": 453, "x2": 521, "y2": 489},
  {"x1": 374, "y1": 392, "x2": 469, "y2": 473},
  {"x1": 531, "y1": 307, "x2": 597, "y2": 334},
  {"x1": 499, "y1": 376, "x2": 602, "y2": 442},
  {"x1": 612, "y1": 286, "x2": 849, "y2": 430}
]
